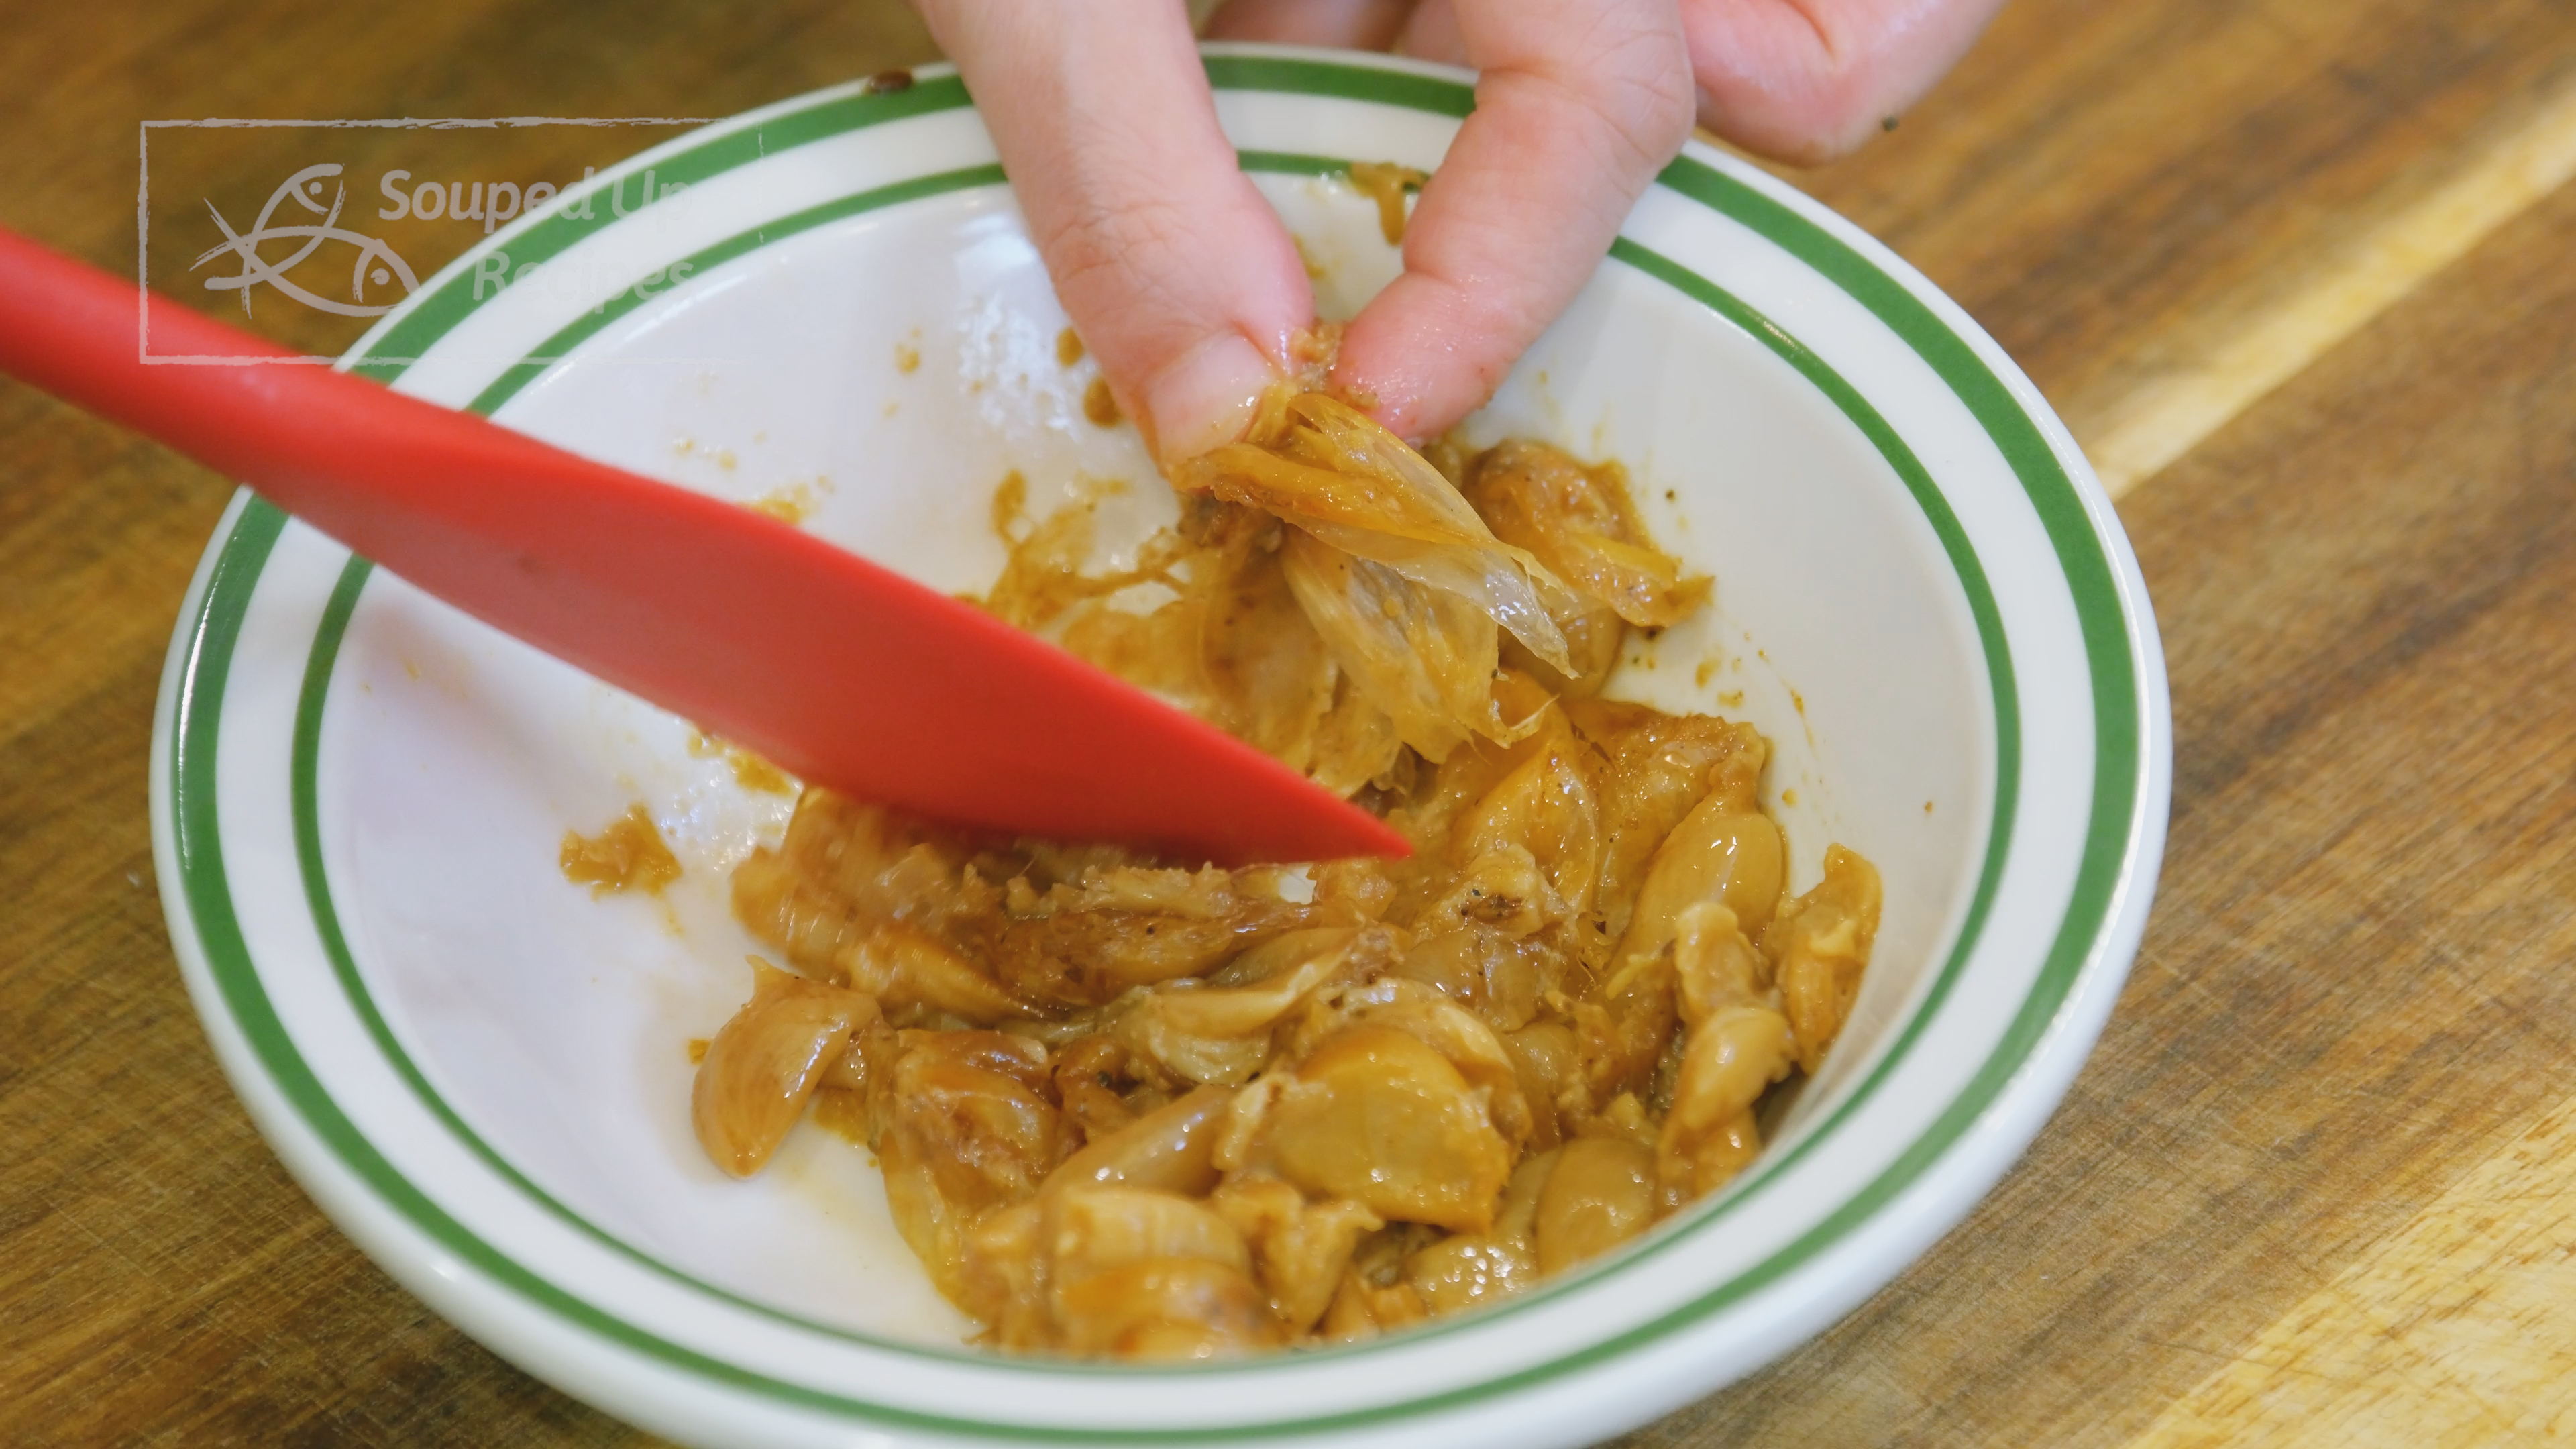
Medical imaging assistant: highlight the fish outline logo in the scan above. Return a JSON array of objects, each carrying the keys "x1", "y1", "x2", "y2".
[{"x1": 193, "y1": 163, "x2": 419, "y2": 317}]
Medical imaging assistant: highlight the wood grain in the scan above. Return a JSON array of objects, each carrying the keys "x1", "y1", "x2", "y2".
[
  {"x1": 2130, "y1": 1091, "x2": 2576, "y2": 1445},
  {"x1": 1621, "y1": 163, "x2": 2576, "y2": 1449},
  {"x1": 2081, "y1": 64, "x2": 2576, "y2": 494},
  {"x1": 1787, "y1": 0, "x2": 2576, "y2": 492},
  {"x1": 3, "y1": 1, "x2": 2574, "y2": 1445}
]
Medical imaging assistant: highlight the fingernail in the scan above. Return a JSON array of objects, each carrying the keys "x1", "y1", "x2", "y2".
[{"x1": 1144, "y1": 332, "x2": 1279, "y2": 464}]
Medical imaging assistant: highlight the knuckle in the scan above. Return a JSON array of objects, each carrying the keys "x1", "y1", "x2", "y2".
[
  {"x1": 1509, "y1": 17, "x2": 1698, "y2": 176},
  {"x1": 1036, "y1": 186, "x2": 1199, "y2": 317}
]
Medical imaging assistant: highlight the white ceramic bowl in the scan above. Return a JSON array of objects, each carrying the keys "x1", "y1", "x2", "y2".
[{"x1": 151, "y1": 46, "x2": 2170, "y2": 1449}]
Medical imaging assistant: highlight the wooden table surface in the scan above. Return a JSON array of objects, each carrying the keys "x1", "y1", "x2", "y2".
[{"x1": 6, "y1": 2, "x2": 2575, "y2": 1444}]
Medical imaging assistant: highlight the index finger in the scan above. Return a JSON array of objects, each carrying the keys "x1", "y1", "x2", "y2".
[
  {"x1": 1331, "y1": 0, "x2": 1695, "y2": 439},
  {"x1": 917, "y1": 0, "x2": 1317, "y2": 462}
]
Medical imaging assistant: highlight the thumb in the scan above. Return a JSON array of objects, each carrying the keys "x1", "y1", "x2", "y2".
[{"x1": 918, "y1": 1, "x2": 1316, "y2": 461}]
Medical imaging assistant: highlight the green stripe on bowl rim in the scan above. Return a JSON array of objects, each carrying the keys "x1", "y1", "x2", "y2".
[{"x1": 164, "y1": 52, "x2": 2143, "y2": 1439}]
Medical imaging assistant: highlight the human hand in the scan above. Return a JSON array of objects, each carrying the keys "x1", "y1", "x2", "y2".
[{"x1": 912, "y1": 0, "x2": 2000, "y2": 458}]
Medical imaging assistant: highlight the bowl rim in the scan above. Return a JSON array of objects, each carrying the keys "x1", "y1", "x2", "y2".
[{"x1": 149, "y1": 43, "x2": 2173, "y2": 1445}]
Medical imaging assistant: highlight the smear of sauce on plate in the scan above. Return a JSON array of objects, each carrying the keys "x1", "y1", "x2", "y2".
[
  {"x1": 560, "y1": 804, "x2": 682, "y2": 896},
  {"x1": 1081, "y1": 376, "x2": 1121, "y2": 427},
  {"x1": 745, "y1": 480, "x2": 827, "y2": 527},
  {"x1": 690, "y1": 730, "x2": 796, "y2": 794},
  {"x1": 1346, "y1": 160, "x2": 1430, "y2": 246}
]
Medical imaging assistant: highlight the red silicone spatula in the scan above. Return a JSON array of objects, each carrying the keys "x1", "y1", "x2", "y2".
[{"x1": 0, "y1": 227, "x2": 1405, "y2": 865}]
